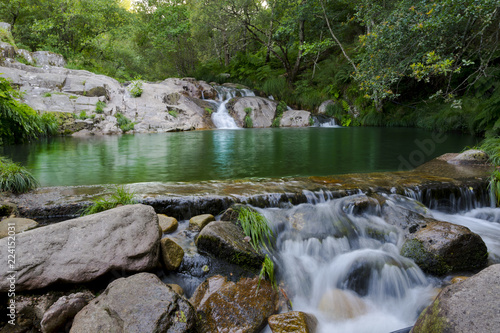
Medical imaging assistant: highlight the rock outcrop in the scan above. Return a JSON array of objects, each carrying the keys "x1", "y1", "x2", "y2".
[
  {"x1": 190, "y1": 275, "x2": 278, "y2": 333},
  {"x1": 228, "y1": 96, "x2": 278, "y2": 128},
  {"x1": 411, "y1": 264, "x2": 500, "y2": 333},
  {"x1": 70, "y1": 273, "x2": 196, "y2": 333},
  {"x1": 0, "y1": 204, "x2": 160, "y2": 292},
  {"x1": 280, "y1": 110, "x2": 311, "y2": 127},
  {"x1": 447, "y1": 149, "x2": 490, "y2": 166}
]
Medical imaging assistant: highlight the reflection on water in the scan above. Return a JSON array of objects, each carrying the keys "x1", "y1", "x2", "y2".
[{"x1": 1, "y1": 127, "x2": 476, "y2": 186}]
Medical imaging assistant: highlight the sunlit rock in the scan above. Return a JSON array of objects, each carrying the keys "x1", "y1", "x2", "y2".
[
  {"x1": 158, "y1": 214, "x2": 178, "y2": 233},
  {"x1": 228, "y1": 96, "x2": 278, "y2": 128},
  {"x1": 189, "y1": 213, "x2": 215, "y2": 231},
  {"x1": 160, "y1": 237, "x2": 184, "y2": 270},
  {"x1": 447, "y1": 149, "x2": 490, "y2": 165},
  {"x1": 268, "y1": 311, "x2": 318, "y2": 333},
  {"x1": 280, "y1": 110, "x2": 311, "y2": 127},
  {"x1": 0, "y1": 217, "x2": 38, "y2": 238}
]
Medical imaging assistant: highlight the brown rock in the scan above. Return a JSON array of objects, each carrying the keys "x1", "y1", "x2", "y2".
[
  {"x1": 160, "y1": 237, "x2": 184, "y2": 270},
  {"x1": 189, "y1": 214, "x2": 215, "y2": 231},
  {"x1": 268, "y1": 311, "x2": 318, "y2": 333},
  {"x1": 40, "y1": 292, "x2": 94, "y2": 333},
  {"x1": 168, "y1": 283, "x2": 184, "y2": 296},
  {"x1": 158, "y1": 214, "x2": 178, "y2": 233},
  {"x1": 190, "y1": 275, "x2": 279, "y2": 333}
]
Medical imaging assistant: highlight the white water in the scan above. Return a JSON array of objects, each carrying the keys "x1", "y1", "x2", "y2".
[
  {"x1": 208, "y1": 86, "x2": 255, "y2": 129},
  {"x1": 259, "y1": 195, "x2": 436, "y2": 333}
]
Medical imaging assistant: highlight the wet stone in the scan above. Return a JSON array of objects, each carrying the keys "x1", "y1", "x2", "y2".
[{"x1": 268, "y1": 311, "x2": 318, "y2": 333}]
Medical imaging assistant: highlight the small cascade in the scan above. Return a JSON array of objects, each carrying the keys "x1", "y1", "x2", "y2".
[
  {"x1": 312, "y1": 115, "x2": 341, "y2": 128},
  {"x1": 258, "y1": 195, "x2": 435, "y2": 333},
  {"x1": 206, "y1": 85, "x2": 256, "y2": 129}
]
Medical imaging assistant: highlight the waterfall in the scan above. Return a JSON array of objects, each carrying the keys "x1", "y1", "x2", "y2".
[
  {"x1": 206, "y1": 86, "x2": 256, "y2": 129},
  {"x1": 258, "y1": 195, "x2": 436, "y2": 333}
]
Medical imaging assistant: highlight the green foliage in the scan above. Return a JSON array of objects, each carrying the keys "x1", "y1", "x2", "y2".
[
  {"x1": 244, "y1": 107, "x2": 253, "y2": 128},
  {"x1": 81, "y1": 186, "x2": 137, "y2": 216},
  {"x1": 0, "y1": 156, "x2": 39, "y2": 194},
  {"x1": 258, "y1": 254, "x2": 278, "y2": 291},
  {"x1": 480, "y1": 137, "x2": 500, "y2": 167},
  {"x1": 0, "y1": 77, "x2": 58, "y2": 145},
  {"x1": 488, "y1": 170, "x2": 500, "y2": 206},
  {"x1": 128, "y1": 78, "x2": 143, "y2": 98},
  {"x1": 76, "y1": 111, "x2": 88, "y2": 120},
  {"x1": 95, "y1": 101, "x2": 106, "y2": 114},
  {"x1": 235, "y1": 206, "x2": 274, "y2": 252},
  {"x1": 0, "y1": 28, "x2": 15, "y2": 45},
  {"x1": 204, "y1": 107, "x2": 213, "y2": 115},
  {"x1": 168, "y1": 110, "x2": 178, "y2": 118},
  {"x1": 115, "y1": 112, "x2": 134, "y2": 132},
  {"x1": 42, "y1": 92, "x2": 52, "y2": 98}
]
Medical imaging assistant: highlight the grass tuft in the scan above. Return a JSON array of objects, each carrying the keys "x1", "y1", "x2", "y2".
[
  {"x1": 0, "y1": 157, "x2": 39, "y2": 194},
  {"x1": 235, "y1": 206, "x2": 274, "y2": 252},
  {"x1": 81, "y1": 186, "x2": 137, "y2": 216},
  {"x1": 258, "y1": 254, "x2": 277, "y2": 290}
]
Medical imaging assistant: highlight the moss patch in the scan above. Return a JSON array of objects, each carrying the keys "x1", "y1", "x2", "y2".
[
  {"x1": 401, "y1": 239, "x2": 451, "y2": 275},
  {"x1": 412, "y1": 299, "x2": 449, "y2": 333}
]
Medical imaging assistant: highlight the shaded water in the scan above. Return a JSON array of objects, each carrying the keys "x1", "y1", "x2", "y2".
[{"x1": 1, "y1": 127, "x2": 476, "y2": 186}]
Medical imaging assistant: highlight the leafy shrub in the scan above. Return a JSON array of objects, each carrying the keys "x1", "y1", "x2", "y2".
[
  {"x1": 128, "y1": 77, "x2": 143, "y2": 97},
  {"x1": 0, "y1": 28, "x2": 15, "y2": 46},
  {"x1": 42, "y1": 92, "x2": 52, "y2": 98},
  {"x1": 244, "y1": 107, "x2": 253, "y2": 128},
  {"x1": 81, "y1": 186, "x2": 137, "y2": 216},
  {"x1": 115, "y1": 112, "x2": 135, "y2": 132},
  {"x1": 76, "y1": 111, "x2": 88, "y2": 120},
  {"x1": 0, "y1": 157, "x2": 39, "y2": 193},
  {"x1": 95, "y1": 101, "x2": 106, "y2": 114},
  {"x1": 0, "y1": 77, "x2": 59, "y2": 145}
]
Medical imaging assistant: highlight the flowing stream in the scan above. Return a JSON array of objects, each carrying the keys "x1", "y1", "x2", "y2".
[
  {"x1": 252, "y1": 191, "x2": 500, "y2": 333},
  {"x1": 208, "y1": 86, "x2": 256, "y2": 129}
]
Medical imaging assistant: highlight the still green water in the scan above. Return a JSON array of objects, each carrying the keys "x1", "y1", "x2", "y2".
[{"x1": 3, "y1": 127, "x2": 477, "y2": 186}]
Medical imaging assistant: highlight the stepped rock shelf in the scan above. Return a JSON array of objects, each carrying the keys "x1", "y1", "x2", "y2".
[{"x1": 4, "y1": 153, "x2": 493, "y2": 221}]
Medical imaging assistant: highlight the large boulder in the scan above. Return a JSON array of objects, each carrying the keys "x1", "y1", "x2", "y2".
[
  {"x1": 196, "y1": 221, "x2": 265, "y2": 269},
  {"x1": 32, "y1": 51, "x2": 66, "y2": 67},
  {"x1": 411, "y1": 264, "x2": 500, "y2": 333},
  {"x1": 190, "y1": 275, "x2": 279, "y2": 333},
  {"x1": 0, "y1": 217, "x2": 38, "y2": 238},
  {"x1": 279, "y1": 110, "x2": 311, "y2": 127},
  {"x1": 70, "y1": 273, "x2": 196, "y2": 333},
  {"x1": 400, "y1": 219, "x2": 488, "y2": 275},
  {"x1": 268, "y1": 311, "x2": 318, "y2": 333},
  {"x1": 228, "y1": 96, "x2": 278, "y2": 128},
  {"x1": 0, "y1": 204, "x2": 161, "y2": 292}
]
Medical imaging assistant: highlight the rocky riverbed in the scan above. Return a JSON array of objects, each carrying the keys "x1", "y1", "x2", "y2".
[{"x1": 0, "y1": 151, "x2": 499, "y2": 332}]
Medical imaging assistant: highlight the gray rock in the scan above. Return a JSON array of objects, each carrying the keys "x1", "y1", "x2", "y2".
[
  {"x1": 158, "y1": 214, "x2": 178, "y2": 233},
  {"x1": 0, "y1": 204, "x2": 160, "y2": 292},
  {"x1": 189, "y1": 214, "x2": 215, "y2": 231},
  {"x1": 318, "y1": 100, "x2": 335, "y2": 114},
  {"x1": 190, "y1": 275, "x2": 278, "y2": 333},
  {"x1": 0, "y1": 41, "x2": 16, "y2": 59},
  {"x1": 0, "y1": 22, "x2": 11, "y2": 32},
  {"x1": 32, "y1": 51, "x2": 66, "y2": 67},
  {"x1": 411, "y1": 264, "x2": 500, "y2": 333},
  {"x1": 401, "y1": 219, "x2": 488, "y2": 275},
  {"x1": 41, "y1": 292, "x2": 94, "y2": 333},
  {"x1": 228, "y1": 96, "x2": 278, "y2": 128},
  {"x1": 160, "y1": 237, "x2": 184, "y2": 270},
  {"x1": 268, "y1": 311, "x2": 318, "y2": 333},
  {"x1": 0, "y1": 217, "x2": 38, "y2": 238},
  {"x1": 196, "y1": 221, "x2": 265, "y2": 269},
  {"x1": 447, "y1": 149, "x2": 490, "y2": 165},
  {"x1": 280, "y1": 110, "x2": 311, "y2": 127},
  {"x1": 70, "y1": 273, "x2": 196, "y2": 333}
]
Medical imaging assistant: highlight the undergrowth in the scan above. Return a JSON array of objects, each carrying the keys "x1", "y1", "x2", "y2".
[
  {"x1": 81, "y1": 186, "x2": 137, "y2": 216},
  {"x1": 0, "y1": 157, "x2": 39, "y2": 194},
  {"x1": 235, "y1": 206, "x2": 274, "y2": 252}
]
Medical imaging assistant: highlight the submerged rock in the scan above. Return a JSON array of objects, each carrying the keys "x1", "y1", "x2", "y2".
[
  {"x1": 411, "y1": 264, "x2": 500, "y2": 333},
  {"x1": 317, "y1": 289, "x2": 368, "y2": 320},
  {"x1": 70, "y1": 273, "x2": 196, "y2": 333},
  {"x1": 0, "y1": 204, "x2": 160, "y2": 292},
  {"x1": 268, "y1": 311, "x2": 318, "y2": 333},
  {"x1": 161, "y1": 237, "x2": 185, "y2": 270},
  {"x1": 195, "y1": 221, "x2": 265, "y2": 269},
  {"x1": 400, "y1": 219, "x2": 487, "y2": 275},
  {"x1": 190, "y1": 275, "x2": 279, "y2": 333},
  {"x1": 0, "y1": 217, "x2": 38, "y2": 238}
]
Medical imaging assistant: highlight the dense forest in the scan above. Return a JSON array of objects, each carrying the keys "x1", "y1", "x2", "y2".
[{"x1": 1, "y1": 0, "x2": 500, "y2": 135}]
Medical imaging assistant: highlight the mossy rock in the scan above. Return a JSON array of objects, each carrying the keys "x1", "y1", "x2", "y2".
[{"x1": 401, "y1": 220, "x2": 488, "y2": 276}]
